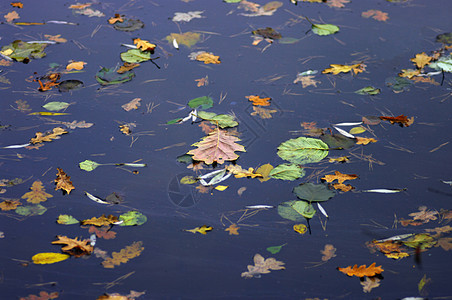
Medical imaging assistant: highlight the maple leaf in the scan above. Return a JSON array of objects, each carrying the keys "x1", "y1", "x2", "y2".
[
  {"x1": 81, "y1": 214, "x2": 119, "y2": 226},
  {"x1": 322, "y1": 171, "x2": 358, "y2": 184},
  {"x1": 133, "y1": 38, "x2": 156, "y2": 52},
  {"x1": 117, "y1": 62, "x2": 140, "y2": 74},
  {"x1": 409, "y1": 206, "x2": 438, "y2": 222},
  {"x1": 293, "y1": 75, "x2": 320, "y2": 88},
  {"x1": 195, "y1": 52, "x2": 221, "y2": 64},
  {"x1": 89, "y1": 225, "x2": 117, "y2": 239},
  {"x1": 66, "y1": 61, "x2": 86, "y2": 71},
  {"x1": 361, "y1": 277, "x2": 381, "y2": 293},
  {"x1": 399, "y1": 69, "x2": 421, "y2": 79},
  {"x1": 356, "y1": 137, "x2": 377, "y2": 145},
  {"x1": 108, "y1": 13, "x2": 123, "y2": 24},
  {"x1": 52, "y1": 235, "x2": 93, "y2": 257},
  {"x1": 321, "y1": 244, "x2": 336, "y2": 261},
  {"x1": 379, "y1": 115, "x2": 414, "y2": 127},
  {"x1": 30, "y1": 127, "x2": 68, "y2": 144},
  {"x1": 226, "y1": 165, "x2": 263, "y2": 178},
  {"x1": 184, "y1": 225, "x2": 213, "y2": 234},
  {"x1": 20, "y1": 291, "x2": 59, "y2": 300},
  {"x1": 225, "y1": 223, "x2": 240, "y2": 235},
  {"x1": 338, "y1": 262, "x2": 383, "y2": 277},
  {"x1": 11, "y1": 2, "x2": 23, "y2": 9},
  {"x1": 187, "y1": 128, "x2": 246, "y2": 165},
  {"x1": 44, "y1": 34, "x2": 67, "y2": 43},
  {"x1": 122, "y1": 97, "x2": 141, "y2": 111},
  {"x1": 241, "y1": 253, "x2": 285, "y2": 278},
  {"x1": 4, "y1": 11, "x2": 19, "y2": 22},
  {"x1": 102, "y1": 241, "x2": 144, "y2": 268},
  {"x1": 361, "y1": 9, "x2": 389, "y2": 22},
  {"x1": 54, "y1": 168, "x2": 75, "y2": 194},
  {"x1": 246, "y1": 95, "x2": 271, "y2": 106},
  {"x1": 0, "y1": 199, "x2": 21, "y2": 211},
  {"x1": 411, "y1": 52, "x2": 433, "y2": 69},
  {"x1": 332, "y1": 183, "x2": 354, "y2": 192},
  {"x1": 327, "y1": 0, "x2": 349, "y2": 8},
  {"x1": 322, "y1": 63, "x2": 365, "y2": 75},
  {"x1": 21, "y1": 180, "x2": 53, "y2": 203},
  {"x1": 251, "y1": 106, "x2": 278, "y2": 119},
  {"x1": 195, "y1": 75, "x2": 209, "y2": 87}
]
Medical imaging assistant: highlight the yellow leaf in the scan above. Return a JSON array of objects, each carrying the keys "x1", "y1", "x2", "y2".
[
  {"x1": 225, "y1": 223, "x2": 240, "y2": 235},
  {"x1": 0, "y1": 199, "x2": 21, "y2": 211},
  {"x1": 226, "y1": 165, "x2": 263, "y2": 178},
  {"x1": 108, "y1": 13, "x2": 123, "y2": 24},
  {"x1": 81, "y1": 214, "x2": 119, "y2": 226},
  {"x1": 322, "y1": 171, "x2": 358, "y2": 184},
  {"x1": 332, "y1": 183, "x2": 354, "y2": 192},
  {"x1": 66, "y1": 61, "x2": 86, "y2": 71},
  {"x1": 180, "y1": 176, "x2": 197, "y2": 184},
  {"x1": 0, "y1": 49, "x2": 13, "y2": 56},
  {"x1": 399, "y1": 69, "x2": 420, "y2": 79},
  {"x1": 293, "y1": 224, "x2": 307, "y2": 234},
  {"x1": 184, "y1": 225, "x2": 213, "y2": 234},
  {"x1": 356, "y1": 137, "x2": 377, "y2": 145},
  {"x1": 4, "y1": 11, "x2": 19, "y2": 22},
  {"x1": 133, "y1": 38, "x2": 156, "y2": 52},
  {"x1": 322, "y1": 63, "x2": 365, "y2": 75},
  {"x1": 256, "y1": 163, "x2": 273, "y2": 182},
  {"x1": 196, "y1": 52, "x2": 221, "y2": 64},
  {"x1": 328, "y1": 156, "x2": 349, "y2": 163},
  {"x1": 215, "y1": 185, "x2": 228, "y2": 191},
  {"x1": 410, "y1": 52, "x2": 432, "y2": 69},
  {"x1": 32, "y1": 252, "x2": 70, "y2": 264},
  {"x1": 385, "y1": 252, "x2": 410, "y2": 259},
  {"x1": 349, "y1": 126, "x2": 366, "y2": 135},
  {"x1": 21, "y1": 180, "x2": 53, "y2": 203}
]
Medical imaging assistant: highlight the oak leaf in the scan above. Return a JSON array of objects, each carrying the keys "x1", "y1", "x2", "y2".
[
  {"x1": 225, "y1": 223, "x2": 240, "y2": 235},
  {"x1": 338, "y1": 262, "x2": 383, "y2": 277},
  {"x1": 54, "y1": 168, "x2": 75, "y2": 194},
  {"x1": 102, "y1": 241, "x2": 144, "y2": 268},
  {"x1": 356, "y1": 137, "x2": 377, "y2": 145},
  {"x1": 411, "y1": 52, "x2": 433, "y2": 69},
  {"x1": 187, "y1": 128, "x2": 246, "y2": 165},
  {"x1": 184, "y1": 225, "x2": 213, "y2": 234},
  {"x1": 246, "y1": 95, "x2": 271, "y2": 106},
  {"x1": 195, "y1": 52, "x2": 221, "y2": 64},
  {"x1": 251, "y1": 106, "x2": 277, "y2": 119},
  {"x1": 62, "y1": 120, "x2": 94, "y2": 129},
  {"x1": 321, "y1": 244, "x2": 336, "y2": 261},
  {"x1": 361, "y1": 277, "x2": 381, "y2": 293},
  {"x1": 81, "y1": 214, "x2": 119, "y2": 226},
  {"x1": 361, "y1": 9, "x2": 389, "y2": 22},
  {"x1": 21, "y1": 180, "x2": 53, "y2": 203},
  {"x1": 4, "y1": 11, "x2": 19, "y2": 22},
  {"x1": 121, "y1": 97, "x2": 141, "y2": 111},
  {"x1": 52, "y1": 235, "x2": 93, "y2": 257},
  {"x1": 66, "y1": 61, "x2": 86, "y2": 71},
  {"x1": 0, "y1": 199, "x2": 21, "y2": 211},
  {"x1": 30, "y1": 127, "x2": 67, "y2": 144},
  {"x1": 241, "y1": 253, "x2": 285, "y2": 278},
  {"x1": 322, "y1": 171, "x2": 358, "y2": 184},
  {"x1": 322, "y1": 63, "x2": 365, "y2": 75},
  {"x1": 133, "y1": 38, "x2": 156, "y2": 52},
  {"x1": 11, "y1": 2, "x2": 23, "y2": 8},
  {"x1": 327, "y1": 0, "x2": 349, "y2": 8},
  {"x1": 117, "y1": 62, "x2": 139, "y2": 73},
  {"x1": 379, "y1": 115, "x2": 414, "y2": 127}
]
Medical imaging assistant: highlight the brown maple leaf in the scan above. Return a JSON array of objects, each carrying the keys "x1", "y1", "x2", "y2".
[
  {"x1": 361, "y1": 9, "x2": 389, "y2": 22},
  {"x1": 30, "y1": 127, "x2": 68, "y2": 144},
  {"x1": 88, "y1": 225, "x2": 117, "y2": 239},
  {"x1": 241, "y1": 253, "x2": 285, "y2": 278},
  {"x1": 0, "y1": 199, "x2": 22, "y2": 211},
  {"x1": 322, "y1": 171, "x2": 358, "y2": 184},
  {"x1": 52, "y1": 235, "x2": 93, "y2": 257},
  {"x1": 187, "y1": 128, "x2": 246, "y2": 165},
  {"x1": 361, "y1": 277, "x2": 381, "y2": 293},
  {"x1": 320, "y1": 244, "x2": 336, "y2": 261},
  {"x1": 225, "y1": 223, "x2": 240, "y2": 235},
  {"x1": 301, "y1": 121, "x2": 317, "y2": 130},
  {"x1": 54, "y1": 168, "x2": 75, "y2": 194},
  {"x1": 102, "y1": 241, "x2": 144, "y2": 268},
  {"x1": 246, "y1": 95, "x2": 271, "y2": 106},
  {"x1": 338, "y1": 262, "x2": 383, "y2": 277},
  {"x1": 21, "y1": 180, "x2": 53, "y2": 203},
  {"x1": 81, "y1": 214, "x2": 119, "y2": 226},
  {"x1": 379, "y1": 115, "x2": 414, "y2": 127},
  {"x1": 409, "y1": 206, "x2": 438, "y2": 222}
]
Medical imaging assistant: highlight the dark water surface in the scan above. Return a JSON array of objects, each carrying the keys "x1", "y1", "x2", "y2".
[{"x1": 1, "y1": 0, "x2": 452, "y2": 299}]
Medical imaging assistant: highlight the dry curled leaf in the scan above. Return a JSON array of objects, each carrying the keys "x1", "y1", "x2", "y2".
[
  {"x1": 379, "y1": 115, "x2": 414, "y2": 127},
  {"x1": 30, "y1": 127, "x2": 67, "y2": 144},
  {"x1": 226, "y1": 165, "x2": 262, "y2": 178},
  {"x1": 102, "y1": 241, "x2": 144, "y2": 268},
  {"x1": 246, "y1": 95, "x2": 271, "y2": 106},
  {"x1": 241, "y1": 253, "x2": 285, "y2": 278},
  {"x1": 195, "y1": 52, "x2": 221, "y2": 64},
  {"x1": 184, "y1": 225, "x2": 213, "y2": 234},
  {"x1": 195, "y1": 75, "x2": 209, "y2": 87},
  {"x1": 52, "y1": 235, "x2": 93, "y2": 257},
  {"x1": 322, "y1": 171, "x2": 358, "y2": 184},
  {"x1": 11, "y1": 2, "x2": 24, "y2": 9},
  {"x1": 0, "y1": 199, "x2": 21, "y2": 211},
  {"x1": 54, "y1": 168, "x2": 75, "y2": 194},
  {"x1": 119, "y1": 124, "x2": 131, "y2": 135},
  {"x1": 322, "y1": 63, "x2": 365, "y2": 75},
  {"x1": 21, "y1": 180, "x2": 53, "y2": 203},
  {"x1": 338, "y1": 262, "x2": 383, "y2": 277},
  {"x1": 293, "y1": 75, "x2": 320, "y2": 88},
  {"x1": 332, "y1": 183, "x2": 354, "y2": 192},
  {"x1": 225, "y1": 223, "x2": 240, "y2": 235},
  {"x1": 122, "y1": 98, "x2": 141, "y2": 111},
  {"x1": 81, "y1": 214, "x2": 119, "y2": 226}
]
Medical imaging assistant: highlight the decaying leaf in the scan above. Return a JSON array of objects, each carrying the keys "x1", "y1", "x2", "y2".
[
  {"x1": 338, "y1": 262, "x2": 383, "y2": 277},
  {"x1": 0, "y1": 199, "x2": 21, "y2": 211},
  {"x1": 225, "y1": 223, "x2": 240, "y2": 235},
  {"x1": 361, "y1": 277, "x2": 381, "y2": 293},
  {"x1": 81, "y1": 214, "x2": 119, "y2": 226},
  {"x1": 184, "y1": 225, "x2": 213, "y2": 234},
  {"x1": 379, "y1": 115, "x2": 414, "y2": 127},
  {"x1": 20, "y1": 291, "x2": 59, "y2": 300},
  {"x1": 44, "y1": 34, "x2": 67, "y2": 43},
  {"x1": 172, "y1": 11, "x2": 204, "y2": 22},
  {"x1": 52, "y1": 235, "x2": 93, "y2": 257},
  {"x1": 55, "y1": 168, "x2": 75, "y2": 194},
  {"x1": 329, "y1": 156, "x2": 349, "y2": 163},
  {"x1": 367, "y1": 240, "x2": 410, "y2": 260},
  {"x1": 356, "y1": 137, "x2": 377, "y2": 145},
  {"x1": 30, "y1": 127, "x2": 67, "y2": 144},
  {"x1": 436, "y1": 237, "x2": 452, "y2": 251},
  {"x1": 246, "y1": 95, "x2": 271, "y2": 106},
  {"x1": 165, "y1": 32, "x2": 201, "y2": 48},
  {"x1": 117, "y1": 62, "x2": 140, "y2": 74},
  {"x1": 322, "y1": 63, "x2": 365, "y2": 75},
  {"x1": 4, "y1": 11, "x2": 19, "y2": 22},
  {"x1": 399, "y1": 69, "x2": 421, "y2": 79},
  {"x1": 241, "y1": 253, "x2": 285, "y2": 278},
  {"x1": 321, "y1": 171, "x2": 358, "y2": 184},
  {"x1": 122, "y1": 98, "x2": 141, "y2": 111},
  {"x1": 293, "y1": 75, "x2": 320, "y2": 88},
  {"x1": 256, "y1": 163, "x2": 273, "y2": 182},
  {"x1": 361, "y1": 9, "x2": 389, "y2": 22},
  {"x1": 102, "y1": 241, "x2": 144, "y2": 268},
  {"x1": 327, "y1": 0, "x2": 350, "y2": 8},
  {"x1": 239, "y1": 1, "x2": 283, "y2": 17},
  {"x1": 409, "y1": 206, "x2": 438, "y2": 223},
  {"x1": 187, "y1": 128, "x2": 246, "y2": 165},
  {"x1": 293, "y1": 224, "x2": 307, "y2": 234},
  {"x1": 21, "y1": 180, "x2": 53, "y2": 203},
  {"x1": 66, "y1": 61, "x2": 86, "y2": 71},
  {"x1": 89, "y1": 225, "x2": 117, "y2": 239},
  {"x1": 119, "y1": 124, "x2": 132, "y2": 135},
  {"x1": 195, "y1": 52, "x2": 221, "y2": 64},
  {"x1": 321, "y1": 244, "x2": 336, "y2": 261},
  {"x1": 250, "y1": 106, "x2": 278, "y2": 119},
  {"x1": 332, "y1": 183, "x2": 354, "y2": 192},
  {"x1": 32, "y1": 252, "x2": 70, "y2": 264},
  {"x1": 195, "y1": 75, "x2": 208, "y2": 87},
  {"x1": 226, "y1": 165, "x2": 262, "y2": 178}
]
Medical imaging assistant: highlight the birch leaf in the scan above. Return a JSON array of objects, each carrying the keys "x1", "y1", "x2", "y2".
[
  {"x1": 269, "y1": 163, "x2": 305, "y2": 181},
  {"x1": 277, "y1": 137, "x2": 329, "y2": 164},
  {"x1": 312, "y1": 23, "x2": 339, "y2": 36}
]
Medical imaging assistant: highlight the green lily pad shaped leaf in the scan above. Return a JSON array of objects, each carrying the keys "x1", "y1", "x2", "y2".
[
  {"x1": 118, "y1": 211, "x2": 147, "y2": 226},
  {"x1": 312, "y1": 24, "x2": 339, "y2": 36},
  {"x1": 320, "y1": 134, "x2": 355, "y2": 149},
  {"x1": 269, "y1": 164, "x2": 305, "y2": 181},
  {"x1": 196, "y1": 111, "x2": 238, "y2": 128},
  {"x1": 385, "y1": 76, "x2": 412, "y2": 93},
  {"x1": 95, "y1": 67, "x2": 135, "y2": 85},
  {"x1": 278, "y1": 200, "x2": 316, "y2": 221},
  {"x1": 15, "y1": 204, "x2": 47, "y2": 216},
  {"x1": 42, "y1": 102, "x2": 70, "y2": 111},
  {"x1": 429, "y1": 54, "x2": 452, "y2": 72},
  {"x1": 57, "y1": 214, "x2": 79, "y2": 225},
  {"x1": 113, "y1": 18, "x2": 144, "y2": 32},
  {"x1": 355, "y1": 86, "x2": 381, "y2": 95},
  {"x1": 120, "y1": 49, "x2": 151, "y2": 63},
  {"x1": 188, "y1": 96, "x2": 214, "y2": 110},
  {"x1": 277, "y1": 137, "x2": 329, "y2": 164},
  {"x1": 58, "y1": 80, "x2": 84, "y2": 92},
  {"x1": 1, "y1": 40, "x2": 47, "y2": 62},
  {"x1": 79, "y1": 160, "x2": 101, "y2": 171},
  {"x1": 293, "y1": 183, "x2": 335, "y2": 202},
  {"x1": 436, "y1": 32, "x2": 452, "y2": 44}
]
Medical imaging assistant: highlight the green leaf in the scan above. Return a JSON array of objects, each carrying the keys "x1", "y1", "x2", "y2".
[
  {"x1": 95, "y1": 67, "x2": 135, "y2": 85},
  {"x1": 15, "y1": 204, "x2": 47, "y2": 216},
  {"x1": 278, "y1": 200, "x2": 316, "y2": 221},
  {"x1": 385, "y1": 76, "x2": 412, "y2": 92},
  {"x1": 402, "y1": 233, "x2": 436, "y2": 250},
  {"x1": 277, "y1": 137, "x2": 329, "y2": 164},
  {"x1": 188, "y1": 96, "x2": 213, "y2": 110},
  {"x1": 196, "y1": 111, "x2": 238, "y2": 128},
  {"x1": 113, "y1": 18, "x2": 144, "y2": 32},
  {"x1": 355, "y1": 86, "x2": 381, "y2": 95},
  {"x1": 267, "y1": 243, "x2": 287, "y2": 254},
  {"x1": 1, "y1": 40, "x2": 47, "y2": 62},
  {"x1": 278, "y1": 37, "x2": 300, "y2": 44},
  {"x1": 320, "y1": 134, "x2": 355, "y2": 149},
  {"x1": 269, "y1": 164, "x2": 305, "y2": 181},
  {"x1": 180, "y1": 175, "x2": 197, "y2": 184},
  {"x1": 79, "y1": 160, "x2": 101, "y2": 171},
  {"x1": 293, "y1": 183, "x2": 335, "y2": 202},
  {"x1": 436, "y1": 32, "x2": 452, "y2": 44},
  {"x1": 349, "y1": 126, "x2": 366, "y2": 135},
  {"x1": 58, "y1": 80, "x2": 84, "y2": 92},
  {"x1": 42, "y1": 102, "x2": 70, "y2": 111},
  {"x1": 57, "y1": 214, "x2": 79, "y2": 225},
  {"x1": 165, "y1": 32, "x2": 201, "y2": 48},
  {"x1": 166, "y1": 118, "x2": 183, "y2": 125},
  {"x1": 312, "y1": 24, "x2": 339, "y2": 36},
  {"x1": 429, "y1": 54, "x2": 452, "y2": 72},
  {"x1": 120, "y1": 49, "x2": 151, "y2": 63},
  {"x1": 177, "y1": 154, "x2": 193, "y2": 164},
  {"x1": 118, "y1": 211, "x2": 147, "y2": 226}
]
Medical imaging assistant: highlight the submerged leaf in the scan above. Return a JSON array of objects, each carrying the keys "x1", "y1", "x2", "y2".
[
  {"x1": 278, "y1": 200, "x2": 316, "y2": 220},
  {"x1": 21, "y1": 180, "x2": 53, "y2": 203},
  {"x1": 241, "y1": 253, "x2": 285, "y2": 278},
  {"x1": 188, "y1": 96, "x2": 213, "y2": 110},
  {"x1": 102, "y1": 241, "x2": 144, "y2": 268},
  {"x1": 165, "y1": 32, "x2": 201, "y2": 48},
  {"x1": 95, "y1": 67, "x2": 134, "y2": 85},
  {"x1": 293, "y1": 183, "x2": 335, "y2": 202}
]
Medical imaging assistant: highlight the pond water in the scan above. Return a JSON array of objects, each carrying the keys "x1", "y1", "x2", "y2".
[{"x1": 1, "y1": 0, "x2": 452, "y2": 299}]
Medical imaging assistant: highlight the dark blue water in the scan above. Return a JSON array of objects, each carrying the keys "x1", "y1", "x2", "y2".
[{"x1": 1, "y1": 0, "x2": 452, "y2": 299}]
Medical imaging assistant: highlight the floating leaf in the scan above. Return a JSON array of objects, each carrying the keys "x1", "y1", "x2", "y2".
[
  {"x1": 252, "y1": 27, "x2": 282, "y2": 40},
  {"x1": 118, "y1": 211, "x2": 147, "y2": 226},
  {"x1": 322, "y1": 63, "x2": 365, "y2": 75},
  {"x1": 102, "y1": 241, "x2": 144, "y2": 268},
  {"x1": 277, "y1": 137, "x2": 329, "y2": 164},
  {"x1": 195, "y1": 52, "x2": 221, "y2": 64},
  {"x1": 380, "y1": 115, "x2": 414, "y2": 127},
  {"x1": 188, "y1": 96, "x2": 213, "y2": 110},
  {"x1": 429, "y1": 54, "x2": 452, "y2": 72},
  {"x1": 95, "y1": 67, "x2": 134, "y2": 85},
  {"x1": 293, "y1": 224, "x2": 307, "y2": 234},
  {"x1": 42, "y1": 101, "x2": 71, "y2": 111},
  {"x1": 293, "y1": 183, "x2": 335, "y2": 202},
  {"x1": 133, "y1": 38, "x2": 156, "y2": 52},
  {"x1": 436, "y1": 32, "x2": 452, "y2": 44},
  {"x1": 122, "y1": 97, "x2": 141, "y2": 111},
  {"x1": 385, "y1": 76, "x2": 412, "y2": 93},
  {"x1": 52, "y1": 235, "x2": 93, "y2": 257},
  {"x1": 66, "y1": 61, "x2": 86, "y2": 71},
  {"x1": 269, "y1": 163, "x2": 305, "y2": 181},
  {"x1": 349, "y1": 127, "x2": 366, "y2": 135},
  {"x1": 0, "y1": 199, "x2": 21, "y2": 211},
  {"x1": 120, "y1": 49, "x2": 151, "y2": 63},
  {"x1": 241, "y1": 253, "x2": 285, "y2": 278},
  {"x1": 81, "y1": 214, "x2": 119, "y2": 226},
  {"x1": 57, "y1": 214, "x2": 79, "y2": 225},
  {"x1": 362, "y1": 9, "x2": 389, "y2": 22},
  {"x1": 32, "y1": 252, "x2": 70, "y2": 264},
  {"x1": 113, "y1": 18, "x2": 144, "y2": 31},
  {"x1": 355, "y1": 86, "x2": 380, "y2": 95},
  {"x1": 196, "y1": 111, "x2": 238, "y2": 128},
  {"x1": 278, "y1": 200, "x2": 316, "y2": 221},
  {"x1": 55, "y1": 168, "x2": 75, "y2": 194},
  {"x1": 215, "y1": 185, "x2": 228, "y2": 191},
  {"x1": 79, "y1": 159, "x2": 101, "y2": 171},
  {"x1": 58, "y1": 79, "x2": 84, "y2": 92},
  {"x1": 320, "y1": 134, "x2": 355, "y2": 149},
  {"x1": 30, "y1": 127, "x2": 67, "y2": 144},
  {"x1": 246, "y1": 95, "x2": 271, "y2": 106},
  {"x1": 184, "y1": 225, "x2": 213, "y2": 234},
  {"x1": 15, "y1": 204, "x2": 46, "y2": 216},
  {"x1": 256, "y1": 163, "x2": 274, "y2": 182},
  {"x1": 338, "y1": 262, "x2": 384, "y2": 277},
  {"x1": 361, "y1": 277, "x2": 381, "y2": 293},
  {"x1": 266, "y1": 244, "x2": 286, "y2": 254},
  {"x1": 172, "y1": 11, "x2": 204, "y2": 22},
  {"x1": 225, "y1": 223, "x2": 240, "y2": 235},
  {"x1": 165, "y1": 32, "x2": 201, "y2": 48},
  {"x1": 21, "y1": 180, "x2": 53, "y2": 203},
  {"x1": 1, "y1": 40, "x2": 46, "y2": 62},
  {"x1": 321, "y1": 171, "x2": 358, "y2": 184},
  {"x1": 312, "y1": 23, "x2": 339, "y2": 36}
]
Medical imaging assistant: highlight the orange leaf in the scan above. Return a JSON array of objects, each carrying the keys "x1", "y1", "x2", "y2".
[
  {"x1": 51, "y1": 235, "x2": 93, "y2": 257},
  {"x1": 4, "y1": 11, "x2": 19, "y2": 22},
  {"x1": 322, "y1": 171, "x2": 358, "y2": 184},
  {"x1": 133, "y1": 38, "x2": 156, "y2": 52},
  {"x1": 20, "y1": 291, "x2": 59, "y2": 300},
  {"x1": 0, "y1": 199, "x2": 21, "y2": 211},
  {"x1": 44, "y1": 34, "x2": 67, "y2": 43},
  {"x1": 195, "y1": 52, "x2": 221, "y2": 64},
  {"x1": 117, "y1": 62, "x2": 140, "y2": 74},
  {"x1": 225, "y1": 223, "x2": 240, "y2": 235},
  {"x1": 338, "y1": 262, "x2": 383, "y2": 277},
  {"x1": 69, "y1": 3, "x2": 91, "y2": 9},
  {"x1": 11, "y1": 2, "x2": 23, "y2": 8},
  {"x1": 361, "y1": 9, "x2": 389, "y2": 22},
  {"x1": 246, "y1": 95, "x2": 271, "y2": 106},
  {"x1": 332, "y1": 183, "x2": 354, "y2": 192},
  {"x1": 54, "y1": 168, "x2": 75, "y2": 194},
  {"x1": 410, "y1": 52, "x2": 433, "y2": 69},
  {"x1": 195, "y1": 75, "x2": 209, "y2": 87},
  {"x1": 66, "y1": 61, "x2": 86, "y2": 71},
  {"x1": 356, "y1": 137, "x2": 377, "y2": 145},
  {"x1": 21, "y1": 180, "x2": 53, "y2": 203},
  {"x1": 108, "y1": 13, "x2": 123, "y2": 24},
  {"x1": 379, "y1": 115, "x2": 414, "y2": 127}
]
